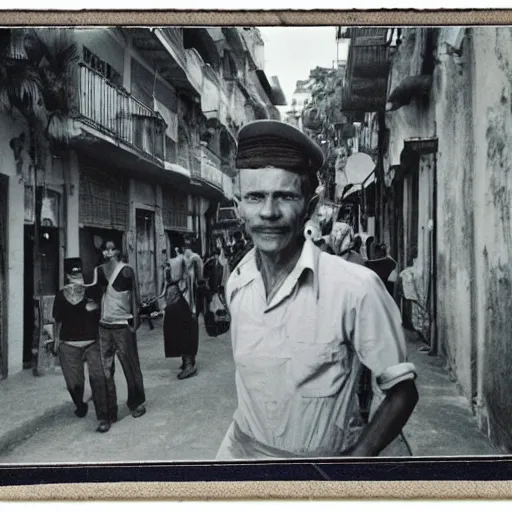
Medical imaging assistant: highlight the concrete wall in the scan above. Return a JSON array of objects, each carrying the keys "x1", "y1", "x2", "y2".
[
  {"x1": 65, "y1": 151, "x2": 80, "y2": 259},
  {"x1": 0, "y1": 113, "x2": 72, "y2": 377},
  {"x1": 433, "y1": 31, "x2": 476, "y2": 401},
  {"x1": 384, "y1": 28, "x2": 435, "y2": 171},
  {"x1": 384, "y1": 27, "x2": 475, "y2": 400},
  {"x1": 0, "y1": 113, "x2": 26, "y2": 376},
  {"x1": 387, "y1": 27, "x2": 512, "y2": 450},
  {"x1": 470, "y1": 27, "x2": 512, "y2": 451}
]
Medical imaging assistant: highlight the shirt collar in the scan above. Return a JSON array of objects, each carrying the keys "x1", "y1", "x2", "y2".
[{"x1": 229, "y1": 239, "x2": 321, "y2": 307}]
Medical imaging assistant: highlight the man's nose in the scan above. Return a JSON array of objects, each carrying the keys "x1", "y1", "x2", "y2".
[{"x1": 259, "y1": 196, "x2": 280, "y2": 219}]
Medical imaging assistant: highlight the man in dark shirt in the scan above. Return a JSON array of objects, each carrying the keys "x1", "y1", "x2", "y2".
[
  {"x1": 92, "y1": 240, "x2": 146, "y2": 425},
  {"x1": 52, "y1": 258, "x2": 111, "y2": 433}
]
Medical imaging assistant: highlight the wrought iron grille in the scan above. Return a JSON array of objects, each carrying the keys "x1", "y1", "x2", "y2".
[{"x1": 77, "y1": 63, "x2": 166, "y2": 161}]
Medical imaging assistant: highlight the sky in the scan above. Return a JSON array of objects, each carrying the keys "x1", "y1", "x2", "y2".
[{"x1": 258, "y1": 27, "x2": 348, "y2": 108}]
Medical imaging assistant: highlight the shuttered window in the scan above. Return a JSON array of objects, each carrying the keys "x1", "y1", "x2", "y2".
[
  {"x1": 162, "y1": 188, "x2": 188, "y2": 231},
  {"x1": 79, "y1": 164, "x2": 129, "y2": 231}
]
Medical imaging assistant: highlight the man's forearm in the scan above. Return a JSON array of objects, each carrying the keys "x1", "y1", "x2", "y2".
[{"x1": 349, "y1": 379, "x2": 418, "y2": 457}]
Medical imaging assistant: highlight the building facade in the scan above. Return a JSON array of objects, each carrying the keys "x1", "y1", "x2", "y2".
[
  {"x1": 0, "y1": 27, "x2": 284, "y2": 379},
  {"x1": 339, "y1": 26, "x2": 512, "y2": 452}
]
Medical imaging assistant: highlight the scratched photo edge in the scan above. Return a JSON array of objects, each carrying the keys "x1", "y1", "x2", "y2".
[{"x1": 0, "y1": 7, "x2": 511, "y2": 502}]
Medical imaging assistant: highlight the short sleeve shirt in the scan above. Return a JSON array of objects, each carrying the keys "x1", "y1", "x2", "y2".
[
  {"x1": 224, "y1": 239, "x2": 416, "y2": 456},
  {"x1": 52, "y1": 289, "x2": 100, "y2": 342}
]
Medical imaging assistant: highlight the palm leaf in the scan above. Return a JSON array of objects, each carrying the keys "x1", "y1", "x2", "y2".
[{"x1": 31, "y1": 28, "x2": 78, "y2": 116}]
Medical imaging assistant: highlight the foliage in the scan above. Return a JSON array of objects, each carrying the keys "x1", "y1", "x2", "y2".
[
  {"x1": 0, "y1": 28, "x2": 80, "y2": 152},
  {"x1": 298, "y1": 65, "x2": 354, "y2": 198}
]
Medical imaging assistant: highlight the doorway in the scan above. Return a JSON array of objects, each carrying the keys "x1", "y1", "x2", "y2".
[
  {"x1": 23, "y1": 224, "x2": 60, "y2": 368},
  {"x1": 135, "y1": 209, "x2": 157, "y2": 301}
]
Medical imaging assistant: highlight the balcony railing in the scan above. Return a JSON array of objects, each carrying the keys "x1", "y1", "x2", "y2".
[
  {"x1": 194, "y1": 145, "x2": 224, "y2": 191},
  {"x1": 77, "y1": 63, "x2": 166, "y2": 161}
]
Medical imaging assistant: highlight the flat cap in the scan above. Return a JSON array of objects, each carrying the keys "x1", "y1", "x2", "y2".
[
  {"x1": 64, "y1": 257, "x2": 82, "y2": 275},
  {"x1": 235, "y1": 120, "x2": 325, "y2": 187}
]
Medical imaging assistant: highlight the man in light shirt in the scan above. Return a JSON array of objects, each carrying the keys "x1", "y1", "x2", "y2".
[{"x1": 216, "y1": 120, "x2": 418, "y2": 459}]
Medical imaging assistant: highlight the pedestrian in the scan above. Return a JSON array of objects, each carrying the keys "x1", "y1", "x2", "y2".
[
  {"x1": 330, "y1": 222, "x2": 366, "y2": 266},
  {"x1": 51, "y1": 258, "x2": 111, "y2": 433},
  {"x1": 202, "y1": 241, "x2": 231, "y2": 337},
  {"x1": 216, "y1": 120, "x2": 418, "y2": 459},
  {"x1": 158, "y1": 243, "x2": 201, "y2": 380},
  {"x1": 228, "y1": 230, "x2": 252, "y2": 271},
  {"x1": 91, "y1": 240, "x2": 146, "y2": 425},
  {"x1": 179, "y1": 239, "x2": 205, "y2": 378}
]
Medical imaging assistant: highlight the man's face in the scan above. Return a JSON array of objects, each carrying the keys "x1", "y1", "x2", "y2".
[
  {"x1": 68, "y1": 272, "x2": 84, "y2": 286},
  {"x1": 239, "y1": 167, "x2": 307, "y2": 256}
]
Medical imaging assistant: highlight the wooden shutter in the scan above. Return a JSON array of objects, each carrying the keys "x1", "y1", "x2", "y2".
[
  {"x1": 162, "y1": 188, "x2": 189, "y2": 231},
  {"x1": 79, "y1": 163, "x2": 129, "y2": 231}
]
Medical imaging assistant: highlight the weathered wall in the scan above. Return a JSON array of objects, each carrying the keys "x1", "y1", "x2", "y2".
[
  {"x1": 383, "y1": 28, "x2": 484, "y2": 406},
  {"x1": 74, "y1": 28, "x2": 125, "y2": 78},
  {"x1": 433, "y1": 31, "x2": 476, "y2": 401},
  {"x1": 384, "y1": 28, "x2": 435, "y2": 171},
  {"x1": 471, "y1": 27, "x2": 512, "y2": 451},
  {"x1": 0, "y1": 113, "x2": 26, "y2": 376},
  {"x1": 394, "y1": 27, "x2": 512, "y2": 450},
  {"x1": 65, "y1": 151, "x2": 80, "y2": 259},
  {"x1": 383, "y1": 28, "x2": 436, "y2": 324}
]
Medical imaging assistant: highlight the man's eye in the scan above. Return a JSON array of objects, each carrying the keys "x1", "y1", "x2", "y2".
[
  {"x1": 244, "y1": 194, "x2": 262, "y2": 203},
  {"x1": 281, "y1": 194, "x2": 299, "y2": 201}
]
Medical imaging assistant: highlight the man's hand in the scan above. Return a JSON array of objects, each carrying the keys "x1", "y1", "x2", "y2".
[
  {"x1": 343, "y1": 379, "x2": 418, "y2": 457},
  {"x1": 45, "y1": 340, "x2": 59, "y2": 356},
  {"x1": 129, "y1": 316, "x2": 141, "y2": 333},
  {"x1": 86, "y1": 299, "x2": 99, "y2": 312}
]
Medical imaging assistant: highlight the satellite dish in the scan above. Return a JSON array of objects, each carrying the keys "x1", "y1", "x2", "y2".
[
  {"x1": 345, "y1": 153, "x2": 375, "y2": 185},
  {"x1": 335, "y1": 152, "x2": 375, "y2": 201}
]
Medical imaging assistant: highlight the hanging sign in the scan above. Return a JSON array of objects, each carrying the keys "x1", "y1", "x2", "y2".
[{"x1": 404, "y1": 137, "x2": 439, "y2": 155}]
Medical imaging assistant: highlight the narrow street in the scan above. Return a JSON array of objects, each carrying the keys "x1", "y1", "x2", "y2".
[
  {"x1": 0, "y1": 318, "x2": 498, "y2": 463},
  {"x1": 0, "y1": 320, "x2": 237, "y2": 463}
]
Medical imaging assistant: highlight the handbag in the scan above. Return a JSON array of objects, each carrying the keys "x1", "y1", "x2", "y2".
[{"x1": 204, "y1": 289, "x2": 231, "y2": 337}]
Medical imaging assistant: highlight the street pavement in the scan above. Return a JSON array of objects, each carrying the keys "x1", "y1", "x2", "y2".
[
  {"x1": 0, "y1": 320, "x2": 500, "y2": 464},
  {"x1": 0, "y1": 319, "x2": 237, "y2": 463}
]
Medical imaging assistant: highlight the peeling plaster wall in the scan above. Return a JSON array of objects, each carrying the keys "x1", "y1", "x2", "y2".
[
  {"x1": 385, "y1": 28, "x2": 477, "y2": 404},
  {"x1": 385, "y1": 28, "x2": 435, "y2": 171},
  {"x1": 388, "y1": 27, "x2": 512, "y2": 450},
  {"x1": 471, "y1": 27, "x2": 512, "y2": 451},
  {"x1": 383, "y1": 28, "x2": 436, "y2": 303},
  {"x1": 0, "y1": 113, "x2": 26, "y2": 376},
  {"x1": 433, "y1": 32, "x2": 476, "y2": 402}
]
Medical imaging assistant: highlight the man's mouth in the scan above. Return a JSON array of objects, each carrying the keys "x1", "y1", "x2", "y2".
[{"x1": 253, "y1": 227, "x2": 288, "y2": 234}]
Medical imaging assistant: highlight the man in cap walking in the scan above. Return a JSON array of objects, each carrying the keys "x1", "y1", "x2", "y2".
[
  {"x1": 216, "y1": 120, "x2": 418, "y2": 459},
  {"x1": 52, "y1": 258, "x2": 111, "y2": 432}
]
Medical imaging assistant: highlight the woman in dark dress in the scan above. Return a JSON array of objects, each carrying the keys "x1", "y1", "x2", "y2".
[
  {"x1": 51, "y1": 258, "x2": 111, "y2": 433},
  {"x1": 158, "y1": 246, "x2": 199, "y2": 380}
]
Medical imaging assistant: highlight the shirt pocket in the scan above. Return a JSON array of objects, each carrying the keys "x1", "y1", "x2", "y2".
[
  {"x1": 236, "y1": 355, "x2": 292, "y2": 429},
  {"x1": 290, "y1": 341, "x2": 349, "y2": 398}
]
